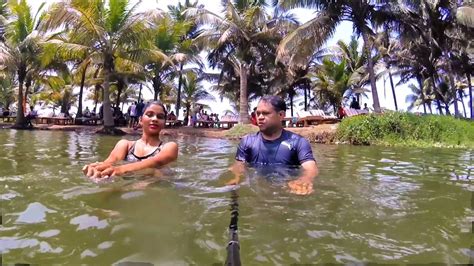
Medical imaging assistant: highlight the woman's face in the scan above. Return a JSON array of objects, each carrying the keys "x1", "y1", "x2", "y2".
[{"x1": 140, "y1": 104, "x2": 166, "y2": 135}]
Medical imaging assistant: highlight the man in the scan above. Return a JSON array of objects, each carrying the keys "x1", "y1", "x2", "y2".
[
  {"x1": 228, "y1": 95, "x2": 318, "y2": 195},
  {"x1": 26, "y1": 105, "x2": 38, "y2": 127},
  {"x1": 350, "y1": 97, "x2": 360, "y2": 109},
  {"x1": 128, "y1": 101, "x2": 137, "y2": 128}
]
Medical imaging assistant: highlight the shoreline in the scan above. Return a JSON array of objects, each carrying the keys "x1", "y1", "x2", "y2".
[{"x1": 0, "y1": 122, "x2": 339, "y2": 144}]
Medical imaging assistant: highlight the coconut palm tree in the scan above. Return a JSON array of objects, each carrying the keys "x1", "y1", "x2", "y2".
[
  {"x1": 180, "y1": 72, "x2": 215, "y2": 125},
  {"x1": 276, "y1": 0, "x2": 399, "y2": 113},
  {"x1": 188, "y1": 0, "x2": 280, "y2": 123},
  {"x1": 0, "y1": 0, "x2": 46, "y2": 128},
  {"x1": 310, "y1": 56, "x2": 351, "y2": 113},
  {"x1": 0, "y1": 73, "x2": 15, "y2": 109},
  {"x1": 41, "y1": 0, "x2": 165, "y2": 133},
  {"x1": 169, "y1": 0, "x2": 203, "y2": 117}
]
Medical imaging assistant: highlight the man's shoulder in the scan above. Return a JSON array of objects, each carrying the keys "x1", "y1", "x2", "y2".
[{"x1": 239, "y1": 132, "x2": 261, "y2": 146}]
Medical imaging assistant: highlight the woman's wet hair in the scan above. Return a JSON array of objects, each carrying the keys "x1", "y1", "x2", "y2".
[
  {"x1": 259, "y1": 95, "x2": 287, "y2": 112},
  {"x1": 143, "y1": 101, "x2": 167, "y2": 119}
]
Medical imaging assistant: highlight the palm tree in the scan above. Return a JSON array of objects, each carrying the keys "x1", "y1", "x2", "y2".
[
  {"x1": 41, "y1": 0, "x2": 164, "y2": 133},
  {"x1": 405, "y1": 81, "x2": 433, "y2": 113},
  {"x1": 181, "y1": 72, "x2": 215, "y2": 125},
  {"x1": 0, "y1": 73, "x2": 15, "y2": 109},
  {"x1": 188, "y1": 0, "x2": 279, "y2": 123},
  {"x1": 169, "y1": 0, "x2": 203, "y2": 117},
  {"x1": 310, "y1": 56, "x2": 350, "y2": 114},
  {"x1": 0, "y1": 0, "x2": 47, "y2": 128},
  {"x1": 277, "y1": 0, "x2": 399, "y2": 113}
]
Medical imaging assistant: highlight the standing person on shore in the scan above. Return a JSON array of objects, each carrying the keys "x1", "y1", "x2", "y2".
[
  {"x1": 128, "y1": 101, "x2": 137, "y2": 128},
  {"x1": 83, "y1": 101, "x2": 178, "y2": 180},
  {"x1": 228, "y1": 95, "x2": 318, "y2": 195}
]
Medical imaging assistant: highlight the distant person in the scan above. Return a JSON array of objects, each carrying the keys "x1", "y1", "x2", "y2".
[
  {"x1": 99, "y1": 105, "x2": 103, "y2": 119},
  {"x1": 136, "y1": 100, "x2": 145, "y2": 118},
  {"x1": 26, "y1": 106, "x2": 38, "y2": 126},
  {"x1": 250, "y1": 107, "x2": 257, "y2": 125},
  {"x1": 168, "y1": 111, "x2": 177, "y2": 120},
  {"x1": 128, "y1": 101, "x2": 137, "y2": 128},
  {"x1": 363, "y1": 103, "x2": 370, "y2": 112},
  {"x1": 228, "y1": 95, "x2": 318, "y2": 195},
  {"x1": 83, "y1": 101, "x2": 178, "y2": 181},
  {"x1": 84, "y1": 107, "x2": 91, "y2": 118},
  {"x1": 191, "y1": 105, "x2": 203, "y2": 127},
  {"x1": 350, "y1": 97, "x2": 360, "y2": 110},
  {"x1": 337, "y1": 106, "x2": 345, "y2": 119}
]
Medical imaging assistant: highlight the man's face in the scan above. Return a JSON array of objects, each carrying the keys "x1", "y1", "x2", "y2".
[{"x1": 256, "y1": 101, "x2": 284, "y2": 133}]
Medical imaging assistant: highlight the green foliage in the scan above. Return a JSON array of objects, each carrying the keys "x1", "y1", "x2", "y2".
[
  {"x1": 336, "y1": 112, "x2": 474, "y2": 148},
  {"x1": 224, "y1": 124, "x2": 259, "y2": 138}
]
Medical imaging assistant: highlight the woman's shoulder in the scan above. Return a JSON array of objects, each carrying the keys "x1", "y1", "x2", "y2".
[
  {"x1": 116, "y1": 139, "x2": 134, "y2": 149},
  {"x1": 162, "y1": 141, "x2": 178, "y2": 149}
]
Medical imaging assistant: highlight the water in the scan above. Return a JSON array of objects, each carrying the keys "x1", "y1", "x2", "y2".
[{"x1": 1, "y1": 130, "x2": 473, "y2": 264}]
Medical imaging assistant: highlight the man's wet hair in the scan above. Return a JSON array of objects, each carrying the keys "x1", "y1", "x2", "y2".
[
  {"x1": 259, "y1": 95, "x2": 287, "y2": 112},
  {"x1": 143, "y1": 101, "x2": 167, "y2": 119}
]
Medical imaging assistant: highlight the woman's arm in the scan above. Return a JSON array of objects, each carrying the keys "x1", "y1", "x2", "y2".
[
  {"x1": 83, "y1": 139, "x2": 129, "y2": 177},
  {"x1": 97, "y1": 142, "x2": 178, "y2": 177}
]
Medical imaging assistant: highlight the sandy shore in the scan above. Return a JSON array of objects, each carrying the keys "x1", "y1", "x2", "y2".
[{"x1": 0, "y1": 122, "x2": 339, "y2": 143}]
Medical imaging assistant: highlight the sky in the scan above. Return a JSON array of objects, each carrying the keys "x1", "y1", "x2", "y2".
[{"x1": 26, "y1": 0, "x2": 470, "y2": 118}]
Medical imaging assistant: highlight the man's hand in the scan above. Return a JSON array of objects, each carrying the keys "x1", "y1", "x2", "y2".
[
  {"x1": 288, "y1": 178, "x2": 314, "y2": 195},
  {"x1": 225, "y1": 176, "x2": 241, "y2": 185}
]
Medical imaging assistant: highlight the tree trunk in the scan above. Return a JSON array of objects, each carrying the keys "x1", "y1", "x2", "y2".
[
  {"x1": 184, "y1": 104, "x2": 190, "y2": 126},
  {"x1": 437, "y1": 99, "x2": 443, "y2": 115},
  {"x1": 77, "y1": 62, "x2": 89, "y2": 118},
  {"x1": 417, "y1": 76, "x2": 427, "y2": 114},
  {"x1": 239, "y1": 63, "x2": 249, "y2": 124},
  {"x1": 445, "y1": 54, "x2": 460, "y2": 117},
  {"x1": 102, "y1": 67, "x2": 114, "y2": 128},
  {"x1": 115, "y1": 79, "x2": 124, "y2": 108},
  {"x1": 303, "y1": 85, "x2": 307, "y2": 111},
  {"x1": 14, "y1": 67, "x2": 27, "y2": 128},
  {"x1": 153, "y1": 78, "x2": 160, "y2": 101},
  {"x1": 138, "y1": 83, "x2": 143, "y2": 102},
  {"x1": 459, "y1": 90, "x2": 467, "y2": 118},
  {"x1": 430, "y1": 75, "x2": 443, "y2": 115},
  {"x1": 362, "y1": 32, "x2": 381, "y2": 113},
  {"x1": 93, "y1": 85, "x2": 100, "y2": 113},
  {"x1": 176, "y1": 63, "x2": 184, "y2": 117},
  {"x1": 153, "y1": 70, "x2": 160, "y2": 101},
  {"x1": 388, "y1": 70, "x2": 398, "y2": 111},
  {"x1": 290, "y1": 93, "x2": 294, "y2": 117},
  {"x1": 467, "y1": 73, "x2": 473, "y2": 119}
]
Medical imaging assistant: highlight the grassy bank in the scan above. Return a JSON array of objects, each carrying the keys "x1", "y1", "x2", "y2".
[
  {"x1": 336, "y1": 112, "x2": 474, "y2": 148},
  {"x1": 224, "y1": 124, "x2": 259, "y2": 139}
]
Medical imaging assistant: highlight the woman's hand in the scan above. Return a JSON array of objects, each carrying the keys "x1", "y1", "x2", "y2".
[
  {"x1": 82, "y1": 162, "x2": 114, "y2": 179},
  {"x1": 97, "y1": 165, "x2": 125, "y2": 178}
]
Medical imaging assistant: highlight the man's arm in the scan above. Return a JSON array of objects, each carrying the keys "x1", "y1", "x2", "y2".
[
  {"x1": 226, "y1": 136, "x2": 249, "y2": 185},
  {"x1": 288, "y1": 160, "x2": 318, "y2": 195},
  {"x1": 227, "y1": 160, "x2": 246, "y2": 185},
  {"x1": 288, "y1": 137, "x2": 319, "y2": 195}
]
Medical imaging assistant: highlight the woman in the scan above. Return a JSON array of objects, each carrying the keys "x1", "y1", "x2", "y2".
[{"x1": 83, "y1": 101, "x2": 178, "y2": 181}]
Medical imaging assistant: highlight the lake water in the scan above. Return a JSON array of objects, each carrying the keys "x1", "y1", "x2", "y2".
[{"x1": 0, "y1": 130, "x2": 473, "y2": 264}]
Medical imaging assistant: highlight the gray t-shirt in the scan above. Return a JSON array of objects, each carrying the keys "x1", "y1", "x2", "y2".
[{"x1": 235, "y1": 130, "x2": 315, "y2": 166}]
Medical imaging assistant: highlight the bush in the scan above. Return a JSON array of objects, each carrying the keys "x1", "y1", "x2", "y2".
[{"x1": 336, "y1": 112, "x2": 474, "y2": 148}]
